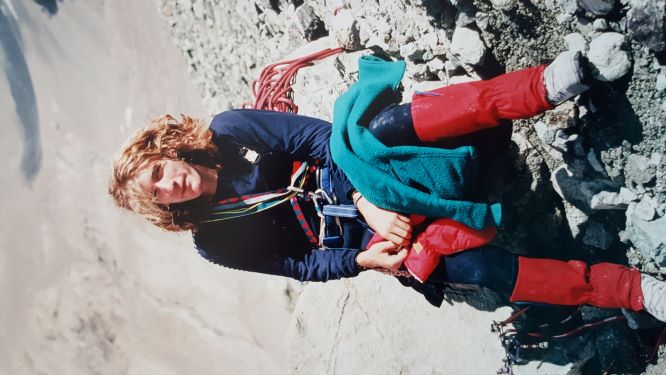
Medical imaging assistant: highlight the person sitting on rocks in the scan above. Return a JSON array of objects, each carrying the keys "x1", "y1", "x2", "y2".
[{"x1": 108, "y1": 50, "x2": 666, "y2": 322}]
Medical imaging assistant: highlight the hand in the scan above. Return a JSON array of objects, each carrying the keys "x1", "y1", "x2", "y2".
[
  {"x1": 355, "y1": 195, "x2": 412, "y2": 246},
  {"x1": 356, "y1": 241, "x2": 408, "y2": 271}
]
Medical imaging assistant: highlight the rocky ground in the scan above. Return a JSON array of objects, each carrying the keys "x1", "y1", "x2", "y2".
[{"x1": 154, "y1": 0, "x2": 666, "y2": 373}]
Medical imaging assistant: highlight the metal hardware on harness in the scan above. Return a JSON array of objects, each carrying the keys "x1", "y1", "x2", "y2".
[{"x1": 239, "y1": 147, "x2": 261, "y2": 164}]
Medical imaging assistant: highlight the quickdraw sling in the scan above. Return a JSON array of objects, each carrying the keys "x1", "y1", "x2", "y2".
[{"x1": 203, "y1": 161, "x2": 321, "y2": 246}]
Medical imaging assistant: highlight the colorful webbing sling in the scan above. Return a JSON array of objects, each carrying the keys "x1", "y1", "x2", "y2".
[{"x1": 202, "y1": 160, "x2": 320, "y2": 246}]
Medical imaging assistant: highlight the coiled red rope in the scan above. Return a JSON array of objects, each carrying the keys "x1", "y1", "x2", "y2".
[{"x1": 246, "y1": 47, "x2": 344, "y2": 113}]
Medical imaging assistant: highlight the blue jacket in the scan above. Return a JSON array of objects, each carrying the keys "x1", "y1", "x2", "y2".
[{"x1": 193, "y1": 110, "x2": 369, "y2": 282}]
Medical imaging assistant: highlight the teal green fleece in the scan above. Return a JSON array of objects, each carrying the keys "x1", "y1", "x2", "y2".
[{"x1": 329, "y1": 55, "x2": 501, "y2": 230}]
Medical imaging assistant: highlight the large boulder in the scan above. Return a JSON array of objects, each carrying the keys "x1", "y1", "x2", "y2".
[
  {"x1": 450, "y1": 27, "x2": 487, "y2": 66},
  {"x1": 624, "y1": 201, "x2": 666, "y2": 265},
  {"x1": 578, "y1": 0, "x2": 616, "y2": 15},
  {"x1": 587, "y1": 32, "x2": 631, "y2": 81}
]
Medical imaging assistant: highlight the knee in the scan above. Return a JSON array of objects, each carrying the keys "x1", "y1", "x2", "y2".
[
  {"x1": 368, "y1": 104, "x2": 418, "y2": 146},
  {"x1": 368, "y1": 110, "x2": 396, "y2": 144}
]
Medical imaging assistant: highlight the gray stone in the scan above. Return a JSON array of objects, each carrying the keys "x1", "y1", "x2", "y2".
[
  {"x1": 657, "y1": 74, "x2": 666, "y2": 92},
  {"x1": 586, "y1": 148, "x2": 607, "y2": 175},
  {"x1": 332, "y1": 10, "x2": 363, "y2": 51},
  {"x1": 592, "y1": 18, "x2": 609, "y2": 31},
  {"x1": 583, "y1": 221, "x2": 612, "y2": 249},
  {"x1": 590, "y1": 187, "x2": 638, "y2": 209},
  {"x1": 578, "y1": 0, "x2": 616, "y2": 15},
  {"x1": 192, "y1": 0, "x2": 205, "y2": 19},
  {"x1": 559, "y1": 0, "x2": 579, "y2": 14},
  {"x1": 634, "y1": 195, "x2": 657, "y2": 221},
  {"x1": 450, "y1": 27, "x2": 486, "y2": 66},
  {"x1": 625, "y1": 153, "x2": 656, "y2": 185},
  {"x1": 552, "y1": 165, "x2": 620, "y2": 210},
  {"x1": 490, "y1": 0, "x2": 518, "y2": 11},
  {"x1": 625, "y1": 207, "x2": 666, "y2": 264},
  {"x1": 564, "y1": 33, "x2": 588, "y2": 53},
  {"x1": 587, "y1": 32, "x2": 631, "y2": 81},
  {"x1": 475, "y1": 12, "x2": 490, "y2": 30},
  {"x1": 426, "y1": 58, "x2": 445, "y2": 74},
  {"x1": 293, "y1": 5, "x2": 327, "y2": 42},
  {"x1": 534, "y1": 121, "x2": 556, "y2": 144},
  {"x1": 626, "y1": 0, "x2": 666, "y2": 52}
]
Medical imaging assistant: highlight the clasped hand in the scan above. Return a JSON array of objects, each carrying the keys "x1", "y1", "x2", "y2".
[
  {"x1": 356, "y1": 241, "x2": 408, "y2": 271},
  {"x1": 355, "y1": 195, "x2": 412, "y2": 246}
]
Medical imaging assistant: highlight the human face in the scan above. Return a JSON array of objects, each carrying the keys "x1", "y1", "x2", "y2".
[{"x1": 136, "y1": 159, "x2": 204, "y2": 205}]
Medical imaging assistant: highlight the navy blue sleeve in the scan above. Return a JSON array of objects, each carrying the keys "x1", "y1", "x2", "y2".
[
  {"x1": 195, "y1": 237, "x2": 362, "y2": 282},
  {"x1": 209, "y1": 109, "x2": 355, "y2": 200}
]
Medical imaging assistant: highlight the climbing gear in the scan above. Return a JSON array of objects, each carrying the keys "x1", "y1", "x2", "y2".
[
  {"x1": 510, "y1": 257, "x2": 644, "y2": 311},
  {"x1": 208, "y1": 47, "x2": 351, "y2": 247},
  {"x1": 204, "y1": 161, "x2": 320, "y2": 245},
  {"x1": 543, "y1": 50, "x2": 590, "y2": 105},
  {"x1": 641, "y1": 274, "x2": 666, "y2": 322},
  {"x1": 411, "y1": 65, "x2": 553, "y2": 141},
  {"x1": 205, "y1": 160, "x2": 357, "y2": 248},
  {"x1": 248, "y1": 47, "x2": 344, "y2": 112},
  {"x1": 491, "y1": 306, "x2": 629, "y2": 374}
]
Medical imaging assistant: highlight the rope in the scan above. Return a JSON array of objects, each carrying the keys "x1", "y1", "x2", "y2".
[{"x1": 246, "y1": 47, "x2": 344, "y2": 113}]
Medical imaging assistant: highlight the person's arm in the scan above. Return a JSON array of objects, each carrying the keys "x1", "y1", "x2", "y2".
[
  {"x1": 352, "y1": 190, "x2": 413, "y2": 246},
  {"x1": 195, "y1": 235, "x2": 407, "y2": 281},
  {"x1": 195, "y1": 234, "x2": 362, "y2": 282}
]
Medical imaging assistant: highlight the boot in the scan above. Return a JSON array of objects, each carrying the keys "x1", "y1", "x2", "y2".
[
  {"x1": 641, "y1": 274, "x2": 666, "y2": 322},
  {"x1": 543, "y1": 50, "x2": 590, "y2": 105},
  {"x1": 510, "y1": 257, "x2": 644, "y2": 312}
]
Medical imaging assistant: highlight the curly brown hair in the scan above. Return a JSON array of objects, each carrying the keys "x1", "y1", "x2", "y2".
[{"x1": 109, "y1": 114, "x2": 220, "y2": 232}]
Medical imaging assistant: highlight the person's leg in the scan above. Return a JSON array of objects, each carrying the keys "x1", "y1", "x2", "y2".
[
  {"x1": 367, "y1": 103, "x2": 420, "y2": 147},
  {"x1": 429, "y1": 246, "x2": 666, "y2": 322},
  {"x1": 411, "y1": 65, "x2": 554, "y2": 141},
  {"x1": 369, "y1": 52, "x2": 590, "y2": 144},
  {"x1": 429, "y1": 245, "x2": 519, "y2": 297}
]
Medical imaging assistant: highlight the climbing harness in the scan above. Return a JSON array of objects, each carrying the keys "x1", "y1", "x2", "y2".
[{"x1": 206, "y1": 47, "x2": 354, "y2": 247}]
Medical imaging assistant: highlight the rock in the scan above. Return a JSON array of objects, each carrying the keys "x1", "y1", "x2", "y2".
[
  {"x1": 426, "y1": 57, "x2": 445, "y2": 73},
  {"x1": 657, "y1": 73, "x2": 666, "y2": 92},
  {"x1": 534, "y1": 121, "x2": 556, "y2": 144},
  {"x1": 625, "y1": 207, "x2": 666, "y2": 265},
  {"x1": 625, "y1": 154, "x2": 656, "y2": 185},
  {"x1": 587, "y1": 32, "x2": 631, "y2": 81},
  {"x1": 450, "y1": 27, "x2": 486, "y2": 66},
  {"x1": 565, "y1": 201, "x2": 590, "y2": 237},
  {"x1": 592, "y1": 18, "x2": 609, "y2": 31},
  {"x1": 556, "y1": 12, "x2": 574, "y2": 23},
  {"x1": 583, "y1": 221, "x2": 612, "y2": 249},
  {"x1": 552, "y1": 164, "x2": 619, "y2": 210},
  {"x1": 558, "y1": 0, "x2": 579, "y2": 14},
  {"x1": 287, "y1": 274, "x2": 514, "y2": 374},
  {"x1": 586, "y1": 148, "x2": 607, "y2": 175},
  {"x1": 331, "y1": 10, "x2": 363, "y2": 51},
  {"x1": 578, "y1": 0, "x2": 616, "y2": 15},
  {"x1": 590, "y1": 187, "x2": 638, "y2": 209},
  {"x1": 293, "y1": 5, "x2": 327, "y2": 42},
  {"x1": 192, "y1": 0, "x2": 205, "y2": 19},
  {"x1": 475, "y1": 11, "x2": 490, "y2": 30},
  {"x1": 564, "y1": 32, "x2": 588, "y2": 53},
  {"x1": 489, "y1": 0, "x2": 518, "y2": 11},
  {"x1": 626, "y1": 0, "x2": 666, "y2": 52},
  {"x1": 634, "y1": 195, "x2": 657, "y2": 221}
]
